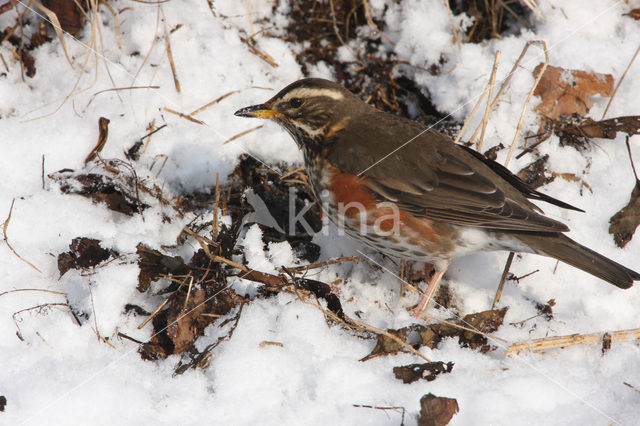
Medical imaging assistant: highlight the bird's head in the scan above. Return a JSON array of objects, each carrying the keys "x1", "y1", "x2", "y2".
[{"x1": 235, "y1": 78, "x2": 369, "y2": 152}]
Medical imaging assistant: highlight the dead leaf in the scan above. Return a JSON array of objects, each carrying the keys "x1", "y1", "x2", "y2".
[
  {"x1": 558, "y1": 115, "x2": 640, "y2": 140},
  {"x1": 625, "y1": 9, "x2": 640, "y2": 20},
  {"x1": 533, "y1": 64, "x2": 614, "y2": 120},
  {"x1": 58, "y1": 237, "x2": 116, "y2": 276},
  {"x1": 417, "y1": 393, "x2": 459, "y2": 426},
  {"x1": 364, "y1": 308, "x2": 507, "y2": 360},
  {"x1": 393, "y1": 361, "x2": 454, "y2": 384},
  {"x1": 516, "y1": 154, "x2": 553, "y2": 189},
  {"x1": 609, "y1": 179, "x2": 640, "y2": 248},
  {"x1": 85, "y1": 117, "x2": 110, "y2": 164},
  {"x1": 136, "y1": 244, "x2": 187, "y2": 292},
  {"x1": 41, "y1": 0, "x2": 85, "y2": 36},
  {"x1": 51, "y1": 171, "x2": 147, "y2": 216}
]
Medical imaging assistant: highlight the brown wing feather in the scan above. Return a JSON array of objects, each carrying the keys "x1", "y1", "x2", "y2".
[{"x1": 326, "y1": 110, "x2": 570, "y2": 233}]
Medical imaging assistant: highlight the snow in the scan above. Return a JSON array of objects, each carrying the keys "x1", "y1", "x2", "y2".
[{"x1": 1, "y1": 0, "x2": 640, "y2": 425}]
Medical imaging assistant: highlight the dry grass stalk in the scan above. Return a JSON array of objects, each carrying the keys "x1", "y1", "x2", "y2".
[
  {"x1": 99, "y1": 1, "x2": 122, "y2": 49},
  {"x1": 212, "y1": 172, "x2": 220, "y2": 239},
  {"x1": 162, "y1": 14, "x2": 181, "y2": 93},
  {"x1": 2, "y1": 199, "x2": 42, "y2": 274},
  {"x1": 258, "y1": 340, "x2": 284, "y2": 348},
  {"x1": 506, "y1": 328, "x2": 640, "y2": 356},
  {"x1": 84, "y1": 85, "x2": 159, "y2": 110},
  {"x1": 491, "y1": 251, "x2": 514, "y2": 309},
  {"x1": 0, "y1": 288, "x2": 66, "y2": 297},
  {"x1": 601, "y1": 44, "x2": 640, "y2": 120},
  {"x1": 240, "y1": 35, "x2": 277, "y2": 67},
  {"x1": 137, "y1": 297, "x2": 170, "y2": 329},
  {"x1": 245, "y1": 0, "x2": 255, "y2": 37},
  {"x1": 443, "y1": 0, "x2": 461, "y2": 46},
  {"x1": 181, "y1": 274, "x2": 194, "y2": 313},
  {"x1": 477, "y1": 50, "x2": 501, "y2": 151},
  {"x1": 223, "y1": 125, "x2": 264, "y2": 144},
  {"x1": 162, "y1": 107, "x2": 205, "y2": 125},
  {"x1": 32, "y1": 1, "x2": 77, "y2": 70},
  {"x1": 149, "y1": 153, "x2": 168, "y2": 177},
  {"x1": 453, "y1": 85, "x2": 489, "y2": 144},
  {"x1": 505, "y1": 40, "x2": 549, "y2": 167},
  {"x1": 189, "y1": 89, "x2": 242, "y2": 116},
  {"x1": 283, "y1": 256, "x2": 360, "y2": 273},
  {"x1": 361, "y1": 0, "x2": 394, "y2": 45},
  {"x1": 0, "y1": 52, "x2": 9, "y2": 72}
]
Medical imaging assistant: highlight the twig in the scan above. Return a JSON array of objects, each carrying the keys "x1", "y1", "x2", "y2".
[
  {"x1": 282, "y1": 256, "x2": 360, "y2": 273},
  {"x1": 361, "y1": 0, "x2": 394, "y2": 45},
  {"x1": 117, "y1": 332, "x2": 144, "y2": 345},
  {"x1": 181, "y1": 274, "x2": 194, "y2": 313},
  {"x1": 623, "y1": 382, "x2": 640, "y2": 395},
  {"x1": 163, "y1": 107, "x2": 205, "y2": 125},
  {"x1": 41, "y1": 154, "x2": 45, "y2": 189},
  {"x1": 602, "y1": 45, "x2": 640, "y2": 120},
  {"x1": 3, "y1": 199, "x2": 42, "y2": 273},
  {"x1": 492, "y1": 252, "x2": 514, "y2": 309},
  {"x1": 223, "y1": 125, "x2": 263, "y2": 144},
  {"x1": 506, "y1": 328, "x2": 640, "y2": 356},
  {"x1": 84, "y1": 86, "x2": 159, "y2": 110},
  {"x1": 328, "y1": 0, "x2": 346, "y2": 46},
  {"x1": 163, "y1": 13, "x2": 181, "y2": 93},
  {"x1": 189, "y1": 89, "x2": 241, "y2": 116},
  {"x1": 0, "y1": 288, "x2": 66, "y2": 298},
  {"x1": 353, "y1": 404, "x2": 406, "y2": 424},
  {"x1": 137, "y1": 297, "x2": 170, "y2": 329},
  {"x1": 240, "y1": 35, "x2": 277, "y2": 67}
]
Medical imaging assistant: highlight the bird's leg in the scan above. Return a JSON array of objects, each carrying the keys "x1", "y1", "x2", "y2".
[{"x1": 412, "y1": 265, "x2": 448, "y2": 318}]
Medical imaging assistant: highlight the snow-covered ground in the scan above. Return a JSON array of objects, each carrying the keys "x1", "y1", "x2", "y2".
[{"x1": 1, "y1": 0, "x2": 639, "y2": 424}]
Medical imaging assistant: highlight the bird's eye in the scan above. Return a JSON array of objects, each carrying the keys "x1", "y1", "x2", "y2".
[{"x1": 289, "y1": 98, "x2": 303, "y2": 108}]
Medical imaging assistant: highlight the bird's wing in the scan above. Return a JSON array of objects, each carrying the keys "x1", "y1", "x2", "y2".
[{"x1": 327, "y1": 113, "x2": 570, "y2": 233}]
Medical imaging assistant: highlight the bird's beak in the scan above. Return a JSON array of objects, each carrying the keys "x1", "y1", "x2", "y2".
[{"x1": 234, "y1": 104, "x2": 277, "y2": 119}]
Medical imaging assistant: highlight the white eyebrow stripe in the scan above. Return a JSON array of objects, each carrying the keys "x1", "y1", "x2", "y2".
[{"x1": 282, "y1": 87, "x2": 344, "y2": 101}]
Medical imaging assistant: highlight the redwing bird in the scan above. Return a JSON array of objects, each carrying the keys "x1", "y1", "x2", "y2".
[{"x1": 235, "y1": 78, "x2": 639, "y2": 316}]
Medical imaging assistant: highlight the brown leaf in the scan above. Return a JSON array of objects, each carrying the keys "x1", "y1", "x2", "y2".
[
  {"x1": 533, "y1": 64, "x2": 614, "y2": 120},
  {"x1": 393, "y1": 361, "x2": 454, "y2": 384},
  {"x1": 140, "y1": 285, "x2": 238, "y2": 360},
  {"x1": 516, "y1": 154, "x2": 553, "y2": 189},
  {"x1": 625, "y1": 9, "x2": 640, "y2": 20},
  {"x1": 609, "y1": 179, "x2": 640, "y2": 248},
  {"x1": 554, "y1": 116, "x2": 640, "y2": 146},
  {"x1": 42, "y1": 0, "x2": 85, "y2": 36},
  {"x1": 85, "y1": 117, "x2": 110, "y2": 164},
  {"x1": 364, "y1": 308, "x2": 507, "y2": 359},
  {"x1": 417, "y1": 393, "x2": 459, "y2": 426},
  {"x1": 58, "y1": 237, "x2": 115, "y2": 276},
  {"x1": 136, "y1": 244, "x2": 187, "y2": 292},
  {"x1": 51, "y1": 171, "x2": 147, "y2": 215}
]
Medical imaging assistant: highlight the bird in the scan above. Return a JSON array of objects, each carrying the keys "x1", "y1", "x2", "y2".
[{"x1": 235, "y1": 78, "x2": 639, "y2": 317}]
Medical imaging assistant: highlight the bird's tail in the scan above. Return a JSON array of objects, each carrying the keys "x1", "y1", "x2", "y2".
[{"x1": 517, "y1": 233, "x2": 639, "y2": 289}]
